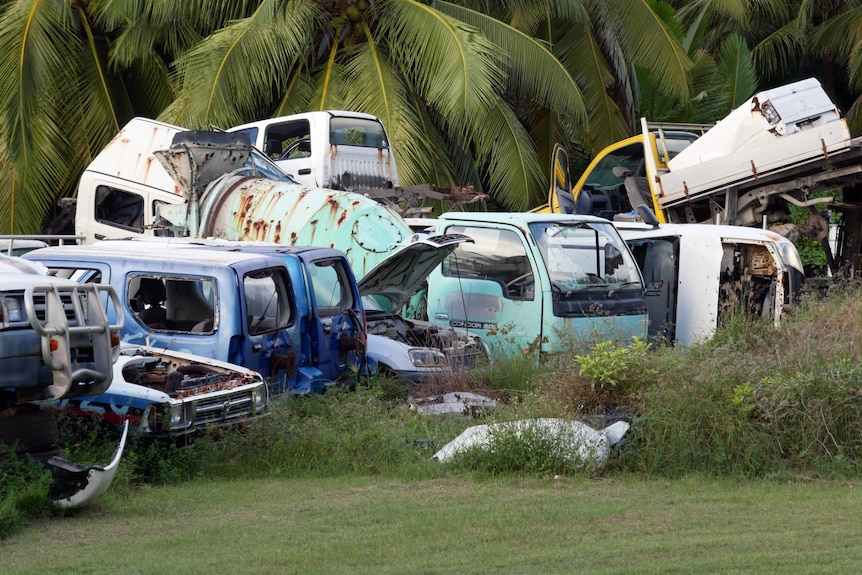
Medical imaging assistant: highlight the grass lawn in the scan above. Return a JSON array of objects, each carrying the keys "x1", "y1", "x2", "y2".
[{"x1": 3, "y1": 474, "x2": 862, "y2": 574}]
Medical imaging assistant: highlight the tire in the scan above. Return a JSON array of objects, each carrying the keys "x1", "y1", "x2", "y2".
[{"x1": 0, "y1": 407, "x2": 61, "y2": 454}]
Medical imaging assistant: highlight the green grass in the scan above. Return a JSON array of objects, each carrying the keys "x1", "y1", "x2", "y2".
[
  {"x1": 4, "y1": 474, "x2": 862, "y2": 574},
  {"x1": 4, "y1": 281, "x2": 862, "y2": 570}
]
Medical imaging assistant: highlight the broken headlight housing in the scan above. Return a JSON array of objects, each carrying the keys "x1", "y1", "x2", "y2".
[
  {"x1": 251, "y1": 386, "x2": 267, "y2": 413},
  {"x1": 148, "y1": 402, "x2": 192, "y2": 432},
  {"x1": 408, "y1": 347, "x2": 447, "y2": 368},
  {"x1": 169, "y1": 403, "x2": 192, "y2": 429}
]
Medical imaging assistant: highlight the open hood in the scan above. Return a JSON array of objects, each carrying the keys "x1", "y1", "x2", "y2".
[{"x1": 358, "y1": 233, "x2": 473, "y2": 311}]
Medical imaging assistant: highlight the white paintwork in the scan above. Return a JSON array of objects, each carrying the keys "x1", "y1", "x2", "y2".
[
  {"x1": 616, "y1": 222, "x2": 801, "y2": 345},
  {"x1": 228, "y1": 110, "x2": 399, "y2": 191},
  {"x1": 53, "y1": 421, "x2": 129, "y2": 509},
  {"x1": 658, "y1": 78, "x2": 850, "y2": 206},
  {"x1": 433, "y1": 419, "x2": 629, "y2": 467}
]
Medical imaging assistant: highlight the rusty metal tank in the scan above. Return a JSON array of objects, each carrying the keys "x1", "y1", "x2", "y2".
[
  {"x1": 155, "y1": 130, "x2": 411, "y2": 278},
  {"x1": 199, "y1": 177, "x2": 410, "y2": 278}
]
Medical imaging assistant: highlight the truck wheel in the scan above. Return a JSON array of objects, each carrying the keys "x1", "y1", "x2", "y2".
[{"x1": 0, "y1": 408, "x2": 61, "y2": 455}]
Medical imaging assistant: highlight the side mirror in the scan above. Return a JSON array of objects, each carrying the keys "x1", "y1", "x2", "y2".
[{"x1": 636, "y1": 204, "x2": 661, "y2": 228}]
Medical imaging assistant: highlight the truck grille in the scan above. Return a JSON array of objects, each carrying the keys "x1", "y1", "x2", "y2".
[
  {"x1": 31, "y1": 292, "x2": 79, "y2": 323},
  {"x1": 192, "y1": 390, "x2": 256, "y2": 426}
]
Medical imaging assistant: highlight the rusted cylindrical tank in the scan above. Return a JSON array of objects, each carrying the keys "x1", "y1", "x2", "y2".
[{"x1": 199, "y1": 176, "x2": 411, "y2": 278}]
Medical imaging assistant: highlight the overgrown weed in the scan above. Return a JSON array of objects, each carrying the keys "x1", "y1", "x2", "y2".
[
  {"x1": 0, "y1": 449, "x2": 54, "y2": 538},
  {"x1": 25, "y1": 284, "x2": 862, "y2": 511}
]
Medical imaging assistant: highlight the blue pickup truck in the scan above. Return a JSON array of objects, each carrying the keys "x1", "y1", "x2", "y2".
[{"x1": 26, "y1": 240, "x2": 367, "y2": 397}]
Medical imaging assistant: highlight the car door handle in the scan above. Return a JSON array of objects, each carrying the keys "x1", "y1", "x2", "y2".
[
  {"x1": 298, "y1": 168, "x2": 311, "y2": 175},
  {"x1": 252, "y1": 344, "x2": 262, "y2": 353}
]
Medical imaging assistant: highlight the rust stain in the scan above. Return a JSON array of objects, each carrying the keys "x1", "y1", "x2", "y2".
[
  {"x1": 251, "y1": 219, "x2": 269, "y2": 240},
  {"x1": 143, "y1": 156, "x2": 154, "y2": 181},
  {"x1": 274, "y1": 221, "x2": 281, "y2": 243},
  {"x1": 290, "y1": 231, "x2": 298, "y2": 243},
  {"x1": 235, "y1": 194, "x2": 255, "y2": 222},
  {"x1": 337, "y1": 210, "x2": 348, "y2": 225}
]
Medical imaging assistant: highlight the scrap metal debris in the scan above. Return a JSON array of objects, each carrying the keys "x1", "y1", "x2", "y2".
[
  {"x1": 432, "y1": 418, "x2": 630, "y2": 467},
  {"x1": 409, "y1": 391, "x2": 497, "y2": 417}
]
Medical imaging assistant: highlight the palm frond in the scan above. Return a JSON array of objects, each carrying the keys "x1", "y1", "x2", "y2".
[
  {"x1": 435, "y1": 1, "x2": 586, "y2": 124},
  {"x1": 556, "y1": 23, "x2": 629, "y2": 153},
  {"x1": 0, "y1": 0, "x2": 81, "y2": 232},
  {"x1": 751, "y1": 18, "x2": 802, "y2": 81},
  {"x1": 308, "y1": 61, "x2": 349, "y2": 110},
  {"x1": 810, "y1": 6, "x2": 862, "y2": 53},
  {"x1": 271, "y1": 69, "x2": 316, "y2": 118},
  {"x1": 121, "y1": 51, "x2": 176, "y2": 119},
  {"x1": 71, "y1": 6, "x2": 133, "y2": 155},
  {"x1": 601, "y1": 0, "x2": 693, "y2": 102},
  {"x1": 341, "y1": 39, "x2": 437, "y2": 186},
  {"x1": 171, "y1": 0, "x2": 318, "y2": 128},
  {"x1": 376, "y1": 0, "x2": 505, "y2": 128},
  {"x1": 716, "y1": 33, "x2": 756, "y2": 109},
  {"x1": 470, "y1": 97, "x2": 544, "y2": 210}
]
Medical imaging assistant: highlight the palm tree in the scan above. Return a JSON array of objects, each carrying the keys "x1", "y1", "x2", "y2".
[
  {"x1": 157, "y1": 0, "x2": 698, "y2": 210},
  {"x1": 155, "y1": 0, "x2": 592, "y2": 210},
  {"x1": 0, "y1": 1, "x2": 270, "y2": 234},
  {"x1": 0, "y1": 0, "x2": 695, "y2": 228}
]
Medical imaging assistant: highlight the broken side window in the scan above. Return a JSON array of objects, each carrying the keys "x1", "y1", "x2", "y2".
[
  {"x1": 442, "y1": 226, "x2": 534, "y2": 301},
  {"x1": 128, "y1": 275, "x2": 217, "y2": 333},
  {"x1": 260, "y1": 120, "x2": 311, "y2": 160},
  {"x1": 308, "y1": 259, "x2": 354, "y2": 317},
  {"x1": 95, "y1": 186, "x2": 145, "y2": 232},
  {"x1": 244, "y1": 268, "x2": 293, "y2": 335}
]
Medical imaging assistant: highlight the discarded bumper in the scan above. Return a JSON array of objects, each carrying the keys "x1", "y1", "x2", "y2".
[{"x1": 50, "y1": 420, "x2": 129, "y2": 509}]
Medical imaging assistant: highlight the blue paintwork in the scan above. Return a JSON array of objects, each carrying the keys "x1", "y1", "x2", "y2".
[{"x1": 26, "y1": 241, "x2": 364, "y2": 395}]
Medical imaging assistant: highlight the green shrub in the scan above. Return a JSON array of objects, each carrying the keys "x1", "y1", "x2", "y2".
[
  {"x1": 575, "y1": 336, "x2": 653, "y2": 394},
  {"x1": 449, "y1": 420, "x2": 609, "y2": 476},
  {"x1": 0, "y1": 450, "x2": 54, "y2": 539}
]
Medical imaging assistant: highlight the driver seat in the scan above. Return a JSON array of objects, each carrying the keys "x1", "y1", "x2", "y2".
[
  {"x1": 264, "y1": 138, "x2": 282, "y2": 158},
  {"x1": 135, "y1": 278, "x2": 167, "y2": 328}
]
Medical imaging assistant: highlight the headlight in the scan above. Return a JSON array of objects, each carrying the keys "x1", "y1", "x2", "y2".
[
  {"x1": 3, "y1": 296, "x2": 21, "y2": 322},
  {"x1": 408, "y1": 347, "x2": 447, "y2": 368},
  {"x1": 760, "y1": 101, "x2": 780, "y2": 125},
  {"x1": 252, "y1": 386, "x2": 268, "y2": 411},
  {"x1": 169, "y1": 404, "x2": 184, "y2": 425},
  {"x1": 168, "y1": 403, "x2": 192, "y2": 429},
  {"x1": 147, "y1": 403, "x2": 191, "y2": 432}
]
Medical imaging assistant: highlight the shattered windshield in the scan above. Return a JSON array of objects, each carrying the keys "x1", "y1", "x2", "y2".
[
  {"x1": 528, "y1": 221, "x2": 643, "y2": 295},
  {"x1": 243, "y1": 149, "x2": 296, "y2": 182}
]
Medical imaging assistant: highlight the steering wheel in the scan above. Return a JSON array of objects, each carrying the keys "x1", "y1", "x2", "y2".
[
  {"x1": 505, "y1": 272, "x2": 534, "y2": 295},
  {"x1": 279, "y1": 138, "x2": 311, "y2": 160}
]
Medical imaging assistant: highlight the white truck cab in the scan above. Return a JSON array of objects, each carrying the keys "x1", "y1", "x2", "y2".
[
  {"x1": 615, "y1": 215, "x2": 805, "y2": 345},
  {"x1": 228, "y1": 110, "x2": 399, "y2": 192}
]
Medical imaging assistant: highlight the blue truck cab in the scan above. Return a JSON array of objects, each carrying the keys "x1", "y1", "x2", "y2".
[{"x1": 26, "y1": 239, "x2": 365, "y2": 395}]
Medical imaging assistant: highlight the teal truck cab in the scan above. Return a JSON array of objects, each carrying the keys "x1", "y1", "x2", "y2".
[{"x1": 424, "y1": 212, "x2": 648, "y2": 357}]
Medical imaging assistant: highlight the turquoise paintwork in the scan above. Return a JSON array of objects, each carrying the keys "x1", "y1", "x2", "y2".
[{"x1": 425, "y1": 212, "x2": 648, "y2": 359}]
